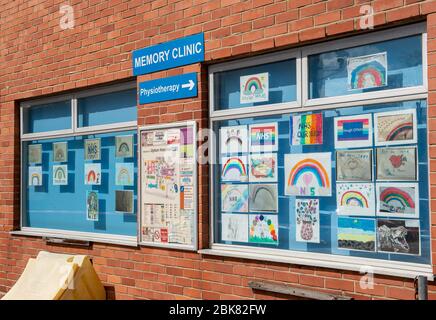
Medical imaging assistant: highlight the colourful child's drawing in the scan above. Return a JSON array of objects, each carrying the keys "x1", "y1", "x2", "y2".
[
  {"x1": 347, "y1": 52, "x2": 387, "y2": 90},
  {"x1": 296, "y1": 199, "x2": 320, "y2": 243},
  {"x1": 53, "y1": 142, "x2": 68, "y2": 162},
  {"x1": 220, "y1": 125, "x2": 248, "y2": 154},
  {"x1": 53, "y1": 165, "x2": 68, "y2": 185},
  {"x1": 86, "y1": 190, "x2": 99, "y2": 221},
  {"x1": 221, "y1": 184, "x2": 249, "y2": 212},
  {"x1": 116, "y1": 135, "x2": 133, "y2": 158},
  {"x1": 240, "y1": 72, "x2": 269, "y2": 104},
  {"x1": 249, "y1": 184, "x2": 278, "y2": 213},
  {"x1": 84, "y1": 138, "x2": 101, "y2": 160},
  {"x1": 374, "y1": 109, "x2": 417, "y2": 146},
  {"x1": 249, "y1": 214, "x2": 278, "y2": 244},
  {"x1": 285, "y1": 152, "x2": 331, "y2": 197},
  {"x1": 334, "y1": 114, "x2": 372, "y2": 148},
  {"x1": 221, "y1": 214, "x2": 249, "y2": 242},
  {"x1": 221, "y1": 156, "x2": 248, "y2": 182},
  {"x1": 29, "y1": 166, "x2": 42, "y2": 186},
  {"x1": 115, "y1": 163, "x2": 134, "y2": 186},
  {"x1": 84, "y1": 163, "x2": 101, "y2": 185},
  {"x1": 290, "y1": 113, "x2": 323, "y2": 145},
  {"x1": 376, "y1": 183, "x2": 419, "y2": 219},
  {"x1": 249, "y1": 153, "x2": 277, "y2": 182},
  {"x1": 336, "y1": 183, "x2": 375, "y2": 216},
  {"x1": 249, "y1": 122, "x2": 278, "y2": 152},
  {"x1": 337, "y1": 217, "x2": 376, "y2": 252}
]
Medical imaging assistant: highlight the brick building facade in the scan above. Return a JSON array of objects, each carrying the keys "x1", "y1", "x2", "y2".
[{"x1": 1, "y1": 0, "x2": 436, "y2": 300}]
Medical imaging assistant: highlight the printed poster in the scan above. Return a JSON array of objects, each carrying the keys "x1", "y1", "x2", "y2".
[
  {"x1": 240, "y1": 72, "x2": 269, "y2": 104},
  {"x1": 29, "y1": 166, "x2": 42, "y2": 186},
  {"x1": 86, "y1": 190, "x2": 99, "y2": 221},
  {"x1": 334, "y1": 114, "x2": 372, "y2": 148},
  {"x1": 249, "y1": 153, "x2": 277, "y2": 183},
  {"x1": 53, "y1": 142, "x2": 68, "y2": 162},
  {"x1": 141, "y1": 126, "x2": 196, "y2": 247},
  {"x1": 249, "y1": 122, "x2": 278, "y2": 152},
  {"x1": 376, "y1": 183, "x2": 419, "y2": 219},
  {"x1": 84, "y1": 138, "x2": 101, "y2": 160},
  {"x1": 249, "y1": 214, "x2": 278, "y2": 245},
  {"x1": 337, "y1": 217, "x2": 376, "y2": 252},
  {"x1": 221, "y1": 214, "x2": 249, "y2": 243},
  {"x1": 84, "y1": 163, "x2": 101, "y2": 185},
  {"x1": 221, "y1": 184, "x2": 249, "y2": 213},
  {"x1": 376, "y1": 147, "x2": 417, "y2": 181},
  {"x1": 336, "y1": 149, "x2": 372, "y2": 182},
  {"x1": 347, "y1": 52, "x2": 387, "y2": 90},
  {"x1": 295, "y1": 199, "x2": 320, "y2": 243},
  {"x1": 249, "y1": 184, "x2": 278, "y2": 213},
  {"x1": 284, "y1": 152, "x2": 332, "y2": 197},
  {"x1": 53, "y1": 165, "x2": 68, "y2": 185},
  {"x1": 377, "y1": 219, "x2": 420, "y2": 255},
  {"x1": 28, "y1": 144, "x2": 42, "y2": 164},
  {"x1": 336, "y1": 183, "x2": 375, "y2": 216},
  {"x1": 220, "y1": 125, "x2": 248, "y2": 154},
  {"x1": 221, "y1": 155, "x2": 248, "y2": 182},
  {"x1": 290, "y1": 113, "x2": 323, "y2": 145},
  {"x1": 115, "y1": 163, "x2": 134, "y2": 186},
  {"x1": 374, "y1": 109, "x2": 417, "y2": 146},
  {"x1": 116, "y1": 135, "x2": 134, "y2": 158}
]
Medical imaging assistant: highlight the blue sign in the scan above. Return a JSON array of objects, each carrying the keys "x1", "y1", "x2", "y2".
[
  {"x1": 132, "y1": 33, "x2": 204, "y2": 76},
  {"x1": 139, "y1": 72, "x2": 198, "y2": 104}
]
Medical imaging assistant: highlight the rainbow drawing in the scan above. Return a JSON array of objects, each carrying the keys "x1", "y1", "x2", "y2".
[
  {"x1": 29, "y1": 166, "x2": 42, "y2": 186},
  {"x1": 116, "y1": 163, "x2": 134, "y2": 186},
  {"x1": 54, "y1": 167, "x2": 66, "y2": 180},
  {"x1": 31, "y1": 174, "x2": 41, "y2": 186},
  {"x1": 385, "y1": 122, "x2": 413, "y2": 141},
  {"x1": 244, "y1": 77, "x2": 263, "y2": 93},
  {"x1": 222, "y1": 184, "x2": 249, "y2": 212},
  {"x1": 340, "y1": 190, "x2": 369, "y2": 208},
  {"x1": 348, "y1": 53, "x2": 387, "y2": 90},
  {"x1": 85, "y1": 163, "x2": 101, "y2": 185},
  {"x1": 287, "y1": 158, "x2": 330, "y2": 189},
  {"x1": 222, "y1": 156, "x2": 248, "y2": 181},
  {"x1": 290, "y1": 114, "x2": 323, "y2": 145},
  {"x1": 380, "y1": 187, "x2": 415, "y2": 210},
  {"x1": 337, "y1": 118, "x2": 369, "y2": 141}
]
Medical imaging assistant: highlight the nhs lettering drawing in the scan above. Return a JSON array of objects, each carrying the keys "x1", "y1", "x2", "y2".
[{"x1": 133, "y1": 33, "x2": 204, "y2": 75}]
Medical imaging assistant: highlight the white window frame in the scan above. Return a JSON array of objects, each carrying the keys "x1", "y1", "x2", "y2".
[
  {"x1": 17, "y1": 81, "x2": 139, "y2": 247},
  {"x1": 209, "y1": 49, "x2": 302, "y2": 118},
  {"x1": 204, "y1": 22, "x2": 433, "y2": 280}
]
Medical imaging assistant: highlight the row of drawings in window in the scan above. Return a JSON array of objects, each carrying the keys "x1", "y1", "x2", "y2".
[
  {"x1": 28, "y1": 162, "x2": 134, "y2": 186},
  {"x1": 222, "y1": 181, "x2": 420, "y2": 219},
  {"x1": 222, "y1": 212, "x2": 420, "y2": 256},
  {"x1": 86, "y1": 190, "x2": 134, "y2": 222},
  {"x1": 222, "y1": 146, "x2": 418, "y2": 184},
  {"x1": 219, "y1": 109, "x2": 417, "y2": 155},
  {"x1": 27, "y1": 135, "x2": 134, "y2": 164}
]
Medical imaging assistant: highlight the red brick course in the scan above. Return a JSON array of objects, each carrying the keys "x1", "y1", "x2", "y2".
[{"x1": 1, "y1": 0, "x2": 436, "y2": 300}]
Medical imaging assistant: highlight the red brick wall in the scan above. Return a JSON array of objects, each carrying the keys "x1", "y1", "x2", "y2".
[{"x1": 1, "y1": 0, "x2": 436, "y2": 300}]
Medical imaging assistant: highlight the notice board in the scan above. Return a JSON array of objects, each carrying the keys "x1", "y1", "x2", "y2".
[{"x1": 139, "y1": 121, "x2": 197, "y2": 250}]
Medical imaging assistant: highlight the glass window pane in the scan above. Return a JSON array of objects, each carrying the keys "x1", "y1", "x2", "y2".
[
  {"x1": 214, "y1": 58, "x2": 297, "y2": 110},
  {"x1": 213, "y1": 100, "x2": 430, "y2": 265},
  {"x1": 77, "y1": 89, "x2": 137, "y2": 127},
  {"x1": 23, "y1": 100, "x2": 71, "y2": 134},
  {"x1": 23, "y1": 131, "x2": 138, "y2": 236},
  {"x1": 308, "y1": 35, "x2": 423, "y2": 99}
]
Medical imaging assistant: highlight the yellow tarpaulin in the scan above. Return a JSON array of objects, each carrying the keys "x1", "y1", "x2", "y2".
[{"x1": 2, "y1": 251, "x2": 106, "y2": 300}]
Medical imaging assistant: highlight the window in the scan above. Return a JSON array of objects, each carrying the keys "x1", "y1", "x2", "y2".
[
  {"x1": 20, "y1": 82, "x2": 138, "y2": 246},
  {"x1": 207, "y1": 23, "x2": 431, "y2": 278}
]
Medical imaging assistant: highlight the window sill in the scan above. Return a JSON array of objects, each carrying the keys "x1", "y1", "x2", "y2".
[
  {"x1": 199, "y1": 245, "x2": 434, "y2": 280},
  {"x1": 11, "y1": 228, "x2": 138, "y2": 247}
]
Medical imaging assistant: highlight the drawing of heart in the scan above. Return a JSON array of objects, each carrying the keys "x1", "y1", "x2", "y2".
[
  {"x1": 389, "y1": 155, "x2": 405, "y2": 168},
  {"x1": 303, "y1": 173, "x2": 313, "y2": 186}
]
